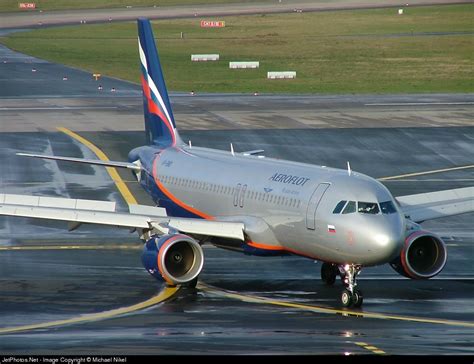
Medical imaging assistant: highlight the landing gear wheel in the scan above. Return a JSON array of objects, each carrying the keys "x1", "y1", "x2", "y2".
[
  {"x1": 341, "y1": 289, "x2": 353, "y2": 307},
  {"x1": 321, "y1": 263, "x2": 337, "y2": 285},
  {"x1": 338, "y1": 264, "x2": 364, "y2": 307},
  {"x1": 353, "y1": 289, "x2": 363, "y2": 308}
]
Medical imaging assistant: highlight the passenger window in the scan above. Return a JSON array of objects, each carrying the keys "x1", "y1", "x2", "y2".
[
  {"x1": 342, "y1": 201, "x2": 356, "y2": 214},
  {"x1": 380, "y1": 201, "x2": 397, "y2": 214},
  {"x1": 333, "y1": 200, "x2": 347, "y2": 214},
  {"x1": 358, "y1": 202, "x2": 380, "y2": 214}
]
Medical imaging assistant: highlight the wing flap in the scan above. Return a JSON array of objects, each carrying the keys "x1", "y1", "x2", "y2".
[{"x1": 396, "y1": 187, "x2": 474, "y2": 222}]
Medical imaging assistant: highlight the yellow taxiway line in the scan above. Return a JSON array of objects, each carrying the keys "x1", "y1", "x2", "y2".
[
  {"x1": 198, "y1": 283, "x2": 474, "y2": 328},
  {"x1": 354, "y1": 342, "x2": 386, "y2": 355},
  {"x1": 0, "y1": 286, "x2": 178, "y2": 335},
  {"x1": 378, "y1": 164, "x2": 474, "y2": 181},
  {"x1": 57, "y1": 127, "x2": 137, "y2": 205}
]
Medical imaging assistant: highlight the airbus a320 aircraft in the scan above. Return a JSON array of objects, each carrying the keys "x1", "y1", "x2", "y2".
[{"x1": 1, "y1": 19, "x2": 472, "y2": 307}]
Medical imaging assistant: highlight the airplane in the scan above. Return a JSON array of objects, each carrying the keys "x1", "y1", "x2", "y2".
[{"x1": 1, "y1": 18, "x2": 472, "y2": 308}]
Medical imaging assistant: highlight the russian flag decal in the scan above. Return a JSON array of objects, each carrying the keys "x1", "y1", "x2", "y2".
[{"x1": 328, "y1": 225, "x2": 336, "y2": 233}]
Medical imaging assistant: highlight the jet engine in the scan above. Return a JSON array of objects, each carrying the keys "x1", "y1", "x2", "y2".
[
  {"x1": 390, "y1": 230, "x2": 447, "y2": 279},
  {"x1": 141, "y1": 234, "x2": 204, "y2": 285}
]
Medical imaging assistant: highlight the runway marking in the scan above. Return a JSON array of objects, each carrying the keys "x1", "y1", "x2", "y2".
[
  {"x1": 366, "y1": 102, "x2": 474, "y2": 106},
  {"x1": 0, "y1": 245, "x2": 140, "y2": 251},
  {"x1": 378, "y1": 165, "x2": 474, "y2": 181},
  {"x1": 198, "y1": 283, "x2": 474, "y2": 328},
  {"x1": 354, "y1": 342, "x2": 386, "y2": 355},
  {"x1": 57, "y1": 127, "x2": 137, "y2": 204},
  {"x1": 0, "y1": 285, "x2": 178, "y2": 335}
]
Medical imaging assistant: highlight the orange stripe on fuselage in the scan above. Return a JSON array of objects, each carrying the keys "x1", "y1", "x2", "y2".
[
  {"x1": 152, "y1": 153, "x2": 214, "y2": 220},
  {"x1": 247, "y1": 241, "x2": 285, "y2": 251}
]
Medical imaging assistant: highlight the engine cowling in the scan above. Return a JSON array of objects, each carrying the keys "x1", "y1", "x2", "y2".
[
  {"x1": 390, "y1": 230, "x2": 447, "y2": 279},
  {"x1": 141, "y1": 234, "x2": 204, "y2": 285}
]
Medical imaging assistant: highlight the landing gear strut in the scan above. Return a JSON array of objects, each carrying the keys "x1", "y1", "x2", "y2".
[{"x1": 339, "y1": 264, "x2": 363, "y2": 308}]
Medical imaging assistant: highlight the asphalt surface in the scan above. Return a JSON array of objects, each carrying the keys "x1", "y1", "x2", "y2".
[{"x1": 0, "y1": 36, "x2": 473, "y2": 355}]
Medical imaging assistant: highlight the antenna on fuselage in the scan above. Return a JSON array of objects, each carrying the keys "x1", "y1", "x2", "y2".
[
  {"x1": 230, "y1": 143, "x2": 235, "y2": 156},
  {"x1": 188, "y1": 140, "x2": 192, "y2": 148},
  {"x1": 347, "y1": 161, "x2": 352, "y2": 176}
]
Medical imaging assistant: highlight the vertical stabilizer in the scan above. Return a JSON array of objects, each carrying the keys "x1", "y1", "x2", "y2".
[{"x1": 137, "y1": 18, "x2": 182, "y2": 146}]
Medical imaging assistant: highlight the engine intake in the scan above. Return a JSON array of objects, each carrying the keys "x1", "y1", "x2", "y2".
[
  {"x1": 390, "y1": 230, "x2": 447, "y2": 279},
  {"x1": 142, "y1": 234, "x2": 204, "y2": 285}
]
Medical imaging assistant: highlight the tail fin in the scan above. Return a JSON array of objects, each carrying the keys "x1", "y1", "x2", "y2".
[{"x1": 137, "y1": 18, "x2": 182, "y2": 147}]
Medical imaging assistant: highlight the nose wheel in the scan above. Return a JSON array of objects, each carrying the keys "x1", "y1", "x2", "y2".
[
  {"x1": 341, "y1": 288, "x2": 363, "y2": 308},
  {"x1": 339, "y1": 264, "x2": 363, "y2": 308}
]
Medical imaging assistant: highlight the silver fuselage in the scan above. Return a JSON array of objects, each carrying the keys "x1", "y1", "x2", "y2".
[{"x1": 132, "y1": 144, "x2": 405, "y2": 266}]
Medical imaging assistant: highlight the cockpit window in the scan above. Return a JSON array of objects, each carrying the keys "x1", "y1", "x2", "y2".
[
  {"x1": 380, "y1": 201, "x2": 397, "y2": 214},
  {"x1": 333, "y1": 200, "x2": 347, "y2": 214},
  {"x1": 342, "y1": 201, "x2": 356, "y2": 214},
  {"x1": 358, "y1": 202, "x2": 380, "y2": 214}
]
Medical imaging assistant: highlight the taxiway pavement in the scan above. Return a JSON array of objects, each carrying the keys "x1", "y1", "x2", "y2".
[{"x1": 0, "y1": 40, "x2": 473, "y2": 355}]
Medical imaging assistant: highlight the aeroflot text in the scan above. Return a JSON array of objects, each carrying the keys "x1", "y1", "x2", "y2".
[{"x1": 269, "y1": 173, "x2": 310, "y2": 186}]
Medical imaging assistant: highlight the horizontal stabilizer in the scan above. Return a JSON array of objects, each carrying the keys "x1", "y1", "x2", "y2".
[{"x1": 17, "y1": 153, "x2": 141, "y2": 171}]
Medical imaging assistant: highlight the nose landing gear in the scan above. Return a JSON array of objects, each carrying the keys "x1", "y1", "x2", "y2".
[
  {"x1": 339, "y1": 264, "x2": 363, "y2": 308},
  {"x1": 320, "y1": 262, "x2": 364, "y2": 307}
]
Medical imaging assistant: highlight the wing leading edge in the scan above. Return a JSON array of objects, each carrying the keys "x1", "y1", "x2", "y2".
[{"x1": 396, "y1": 187, "x2": 474, "y2": 223}]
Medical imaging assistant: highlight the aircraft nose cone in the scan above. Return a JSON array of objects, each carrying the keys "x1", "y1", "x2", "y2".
[
  {"x1": 373, "y1": 232, "x2": 402, "y2": 260},
  {"x1": 372, "y1": 219, "x2": 404, "y2": 262}
]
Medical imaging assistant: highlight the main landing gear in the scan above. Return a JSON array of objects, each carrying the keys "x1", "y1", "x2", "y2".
[{"x1": 321, "y1": 262, "x2": 363, "y2": 308}]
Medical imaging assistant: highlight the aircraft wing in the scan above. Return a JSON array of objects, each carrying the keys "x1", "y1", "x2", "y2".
[
  {"x1": 0, "y1": 194, "x2": 244, "y2": 241},
  {"x1": 16, "y1": 153, "x2": 141, "y2": 171},
  {"x1": 396, "y1": 187, "x2": 474, "y2": 223}
]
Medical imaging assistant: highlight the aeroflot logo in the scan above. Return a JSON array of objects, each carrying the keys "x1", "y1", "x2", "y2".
[{"x1": 269, "y1": 173, "x2": 310, "y2": 186}]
